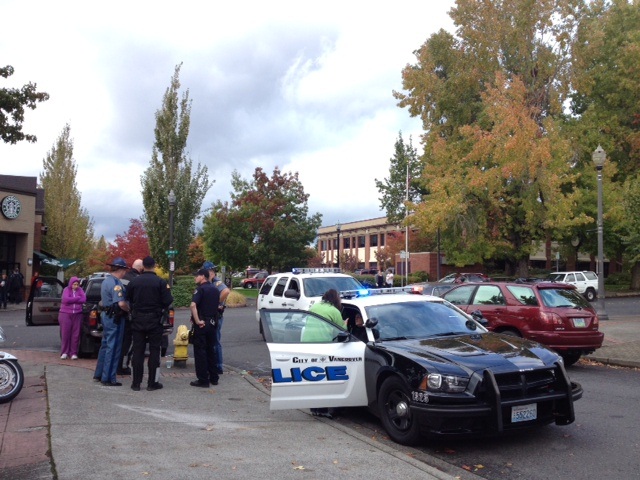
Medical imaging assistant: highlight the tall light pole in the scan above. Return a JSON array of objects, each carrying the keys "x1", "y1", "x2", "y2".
[
  {"x1": 592, "y1": 146, "x2": 608, "y2": 320},
  {"x1": 336, "y1": 222, "x2": 341, "y2": 270},
  {"x1": 168, "y1": 190, "x2": 176, "y2": 288}
]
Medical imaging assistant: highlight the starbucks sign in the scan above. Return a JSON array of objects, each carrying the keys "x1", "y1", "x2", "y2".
[{"x1": 1, "y1": 195, "x2": 22, "y2": 219}]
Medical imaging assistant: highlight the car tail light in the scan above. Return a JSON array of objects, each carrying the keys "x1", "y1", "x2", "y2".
[
  {"x1": 593, "y1": 315, "x2": 599, "y2": 327},
  {"x1": 168, "y1": 309, "x2": 174, "y2": 327},
  {"x1": 88, "y1": 309, "x2": 99, "y2": 328},
  {"x1": 540, "y1": 311, "x2": 564, "y2": 328}
]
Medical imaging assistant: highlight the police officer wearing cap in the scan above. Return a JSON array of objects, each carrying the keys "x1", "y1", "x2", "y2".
[
  {"x1": 190, "y1": 268, "x2": 220, "y2": 387},
  {"x1": 202, "y1": 261, "x2": 230, "y2": 374},
  {"x1": 126, "y1": 256, "x2": 173, "y2": 392},
  {"x1": 94, "y1": 257, "x2": 130, "y2": 386}
]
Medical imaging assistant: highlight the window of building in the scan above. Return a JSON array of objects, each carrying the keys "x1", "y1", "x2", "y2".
[
  {"x1": 370, "y1": 234, "x2": 378, "y2": 247},
  {"x1": 380, "y1": 233, "x2": 385, "y2": 246},
  {"x1": 357, "y1": 235, "x2": 365, "y2": 248},
  {"x1": 343, "y1": 237, "x2": 350, "y2": 249}
]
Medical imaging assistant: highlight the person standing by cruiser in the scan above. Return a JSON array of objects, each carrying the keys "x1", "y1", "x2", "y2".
[
  {"x1": 203, "y1": 261, "x2": 230, "y2": 375},
  {"x1": 58, "y1": 276, "x2": 86, "y2": 359},
  {"x1": 126, "y1": 256, "x2": 173, "y2": 392},
  {"x1": 94, "y1": 257, "x2": 129, "y2": 386},
  {"x1": 119, "y1": 258, "x2": 143, "y2": 375},
  {"x1": 189, "y1": 268, "x2": 220, "y2": 388}
]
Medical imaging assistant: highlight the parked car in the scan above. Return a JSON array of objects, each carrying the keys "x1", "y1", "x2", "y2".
[
  {"x1": 438, "y1": 272, "x2": 491, "y2": 284},
  {"x1": 26, "y1": 275, "x2": 174, "y2": 357},
  {"x1": 240, "y1": 271, "x2": 268, "y2": 289},
  {"x1": 256, "y1": 268, "x2": 363, "y2": 338},
  {"x1": 260, "y1": 291, "x2": 582, "y2": 445},
  {"x1": 546, "y1": 271, "x2": 599, "y2": 302},
  {"x1": 359, "y1": 268, "x2": 378, "y2": 275},
  {"x1": 407, "y1": 282, "x2": 455, "y2": 297},
  {"x1": 442, "y1": 281, "x2": 604, "y2": 366}
]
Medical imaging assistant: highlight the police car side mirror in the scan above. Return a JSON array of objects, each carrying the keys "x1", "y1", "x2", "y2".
[
  {"x1": 334, "y1": 331, "x2": 350, "y2": 343},
  {"x1": 365, "y1": 318, "x2": 378, "y2": 328},
  {"x1": 284, "y1": 289, "x2": 300, "y2": 300},
  {"x1": 471, "y1": 310, "x2": 488, "y2": 327}
]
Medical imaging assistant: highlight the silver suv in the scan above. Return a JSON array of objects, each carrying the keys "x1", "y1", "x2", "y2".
[
  {"x1": 255, "y1": 268, "x2": 363, "y2": 338},
  {"x1": 546, "y1": 271, "x2": 599, "y2": 301}
]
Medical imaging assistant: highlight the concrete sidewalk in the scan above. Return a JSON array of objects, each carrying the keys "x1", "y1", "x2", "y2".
[{"x1": 1, "y1": 354, "x2": 466, "y2": 480}]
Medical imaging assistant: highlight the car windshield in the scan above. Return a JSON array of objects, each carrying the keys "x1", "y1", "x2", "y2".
[
  {"x1": 364, "y1": 300, "x2": 486, "y2": 341},
  {"x1": 538, "y1": 288, "x2": 591, "y2": 309},
  {"x1": 303, "y1": 277, "x2": 363, "y2": 297}
]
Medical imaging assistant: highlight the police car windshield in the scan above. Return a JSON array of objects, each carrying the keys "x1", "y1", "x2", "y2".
[
  {"x1": 365, "y1": 301, "x2": 484, "y2": 341},
  {"x1": 303, "y1": 277, "x2": 363, "y2": 298}
]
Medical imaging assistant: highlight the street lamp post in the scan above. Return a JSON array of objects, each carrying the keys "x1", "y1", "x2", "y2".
[
  {"x1": 336, "y1": 222, "x2": 341, "y2": 270},
  {"x1": 168, "y1": 190, "x2": 176, "y2": 288},
  {"x1": 592, "y1": 146, "x2": 608, "y2": 320}
]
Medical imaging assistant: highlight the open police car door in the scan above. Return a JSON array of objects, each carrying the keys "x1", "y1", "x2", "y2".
[
  {"x1": 260, "y1": 309, "x2": 368, "y2": 410},
  {"x1": 25, "y1": 276, "x2": 65, "y2": 326}
]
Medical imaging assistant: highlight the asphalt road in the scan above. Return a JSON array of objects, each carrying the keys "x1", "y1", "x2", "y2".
[{"x1": 2, "y1": 296, "x2": 639, "y2": 480}]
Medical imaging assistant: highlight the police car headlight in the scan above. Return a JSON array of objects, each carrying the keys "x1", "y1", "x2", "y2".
[{"x1": 426, "y1": 373, "x2": 469, "y2": 393}]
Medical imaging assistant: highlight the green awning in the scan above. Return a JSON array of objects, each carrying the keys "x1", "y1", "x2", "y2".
[{"x1": 33, "y1": 251, "x2": 77, "y2": 269}]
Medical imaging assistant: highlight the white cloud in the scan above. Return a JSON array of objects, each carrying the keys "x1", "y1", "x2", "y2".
[{"x1": 1, "y1": 0, "x2": 454, "y2": 241}]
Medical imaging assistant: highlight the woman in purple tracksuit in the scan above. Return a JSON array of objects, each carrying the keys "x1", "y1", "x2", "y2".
[{"x1": 59, "y1": 276, "x2": 86, "y2": 359}]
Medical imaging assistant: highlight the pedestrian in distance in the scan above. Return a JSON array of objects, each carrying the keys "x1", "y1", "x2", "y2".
[
  {"x1": 93, "y1": 257, "x2": 130, "y2": 386},
  {"x1": 119, "y1": 258, "x2": 144, "y2": 375},
  {"x1": 0, "y1": 273, "x2": 8, "y2": 308},
  {"x1": 189, "y1": 268, "x2": 220, "y2": 388},
  {"x1": 385, "y1": 269, "x2": 394, "y2": 288},
  {"x1": 375, "y1": 270, "x2": 385, "y2": 288},
  {"x1": 203, "y1": 261, "x2": 230, "y2": 375},
  {"x1": 58, "y1": 276, "x2": 86, "y2": 360},
  {"x1": 126, "y1": 256, "x2": 173, "y2": 392},
  {"x1": 9, "y1": 268, "x2": 23, "y2": 304}
]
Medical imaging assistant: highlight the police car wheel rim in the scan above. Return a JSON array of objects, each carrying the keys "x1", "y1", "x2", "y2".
[{"x1": 386, "y1": 390, "x2": 412, "y2": 430}]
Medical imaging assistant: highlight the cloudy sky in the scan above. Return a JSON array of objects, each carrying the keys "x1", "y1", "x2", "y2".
[{"x1": 1, "y1": 1, "x2": 455, "y2": 242}]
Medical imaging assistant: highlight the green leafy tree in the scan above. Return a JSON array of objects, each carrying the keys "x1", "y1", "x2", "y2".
[
  {"x1": 1, "y1": 65, "x2": 49, "y2": 144},
  {"x1": 375, "y1": 132, "x2": 425, "y2": 224},
  {"x1": 39, "y1": 124, "x2": 95, "y2": 276},
  {"x1": 203, "y1": 167, "x2": 322, "y2": 273},
  {"x1": 618, "y1": 176, "x2": 640, "y2": 289},
  {"x1": 567, "y1": 0, "x2": 640, "y2": 276},
  {"x1": 394, "y1": 0, "x2": 585, "y2": 276},
  {"x1": 141, "y1": 64, "x2": 212, "y2": 272}
]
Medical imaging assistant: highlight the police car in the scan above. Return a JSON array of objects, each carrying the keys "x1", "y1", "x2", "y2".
[
  {"x1": 256, "y1": 268, "x2": 363, "y2": 338},
  {"x1": 259, "y1": 287, "x2": 583, "y2": 445}
]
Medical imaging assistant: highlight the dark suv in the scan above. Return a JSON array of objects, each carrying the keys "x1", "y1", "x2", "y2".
[
  {"x1": 442, "y1": 281, "x2": 604, "y2": 366},
  {"x1": 26, "y1": 275, "x2": 174, "y2": 357}
]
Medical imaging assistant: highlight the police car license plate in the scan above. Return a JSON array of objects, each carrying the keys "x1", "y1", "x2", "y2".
[
  {"x1": 573, "y1": 318, "x2": 586, "y2": 328},
  {"x1": 511, "y1": 403, "x2": 537, "y2": 423}
]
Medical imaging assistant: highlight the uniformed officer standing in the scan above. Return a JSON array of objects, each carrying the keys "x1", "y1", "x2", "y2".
[
  {"x1": 119, "y1": 258, "x2": 143, "y2": 375},
  {"x1": 203, "y1": 261, "x2": 230, "y2": 374},
  {"x1": 190, "y1": 268, "x2": 220, "y2": 388},
  {"x1": 94, "y1": 257, "x2": 130, "y2": 386},
  {"x1": 126, "y1": 256, "x2": 173, "y2": 392}
]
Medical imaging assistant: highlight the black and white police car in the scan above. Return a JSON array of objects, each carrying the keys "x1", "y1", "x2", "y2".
[{"x1": 259, "y1": 287, "x2": 582, "y2": 445}]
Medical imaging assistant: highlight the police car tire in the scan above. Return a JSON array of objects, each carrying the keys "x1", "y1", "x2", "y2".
[{"x1": 378, "y1": 376, "x2": 421, "y2": 446}]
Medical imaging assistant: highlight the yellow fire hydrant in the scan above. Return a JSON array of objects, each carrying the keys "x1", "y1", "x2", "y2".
[{"x1": 173, "y1": 324, "x2": 190, "y2": 368}]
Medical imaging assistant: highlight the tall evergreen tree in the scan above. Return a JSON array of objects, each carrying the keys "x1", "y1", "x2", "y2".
[
  {"x1": 141, "y1": 64, "x2": 212, "y2": 271},
  {"x1": 375, "y1": 132, "x2": 425, "y2": 224},
  {"x1": 39, "y1": 124, "x2": 94, "y2": 274}
]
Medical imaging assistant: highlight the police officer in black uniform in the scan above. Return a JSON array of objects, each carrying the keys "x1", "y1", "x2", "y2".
[
  {"x1": 189, "y1": 268, "x2": 220, "y2": 388},
  {"x1": 119, "y1": 258, "x2": 143, "y2": 375},
  {"x1": 125, "y1": 256, "x2": 173, "y2": 392}
]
